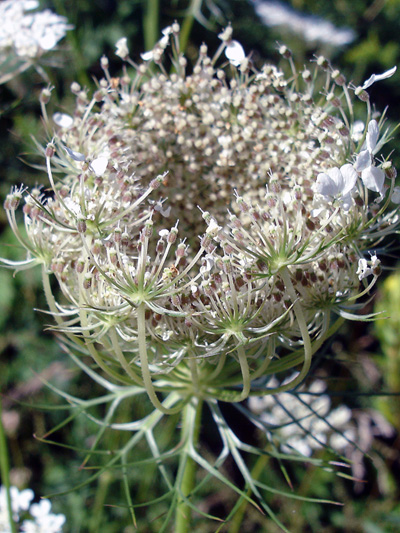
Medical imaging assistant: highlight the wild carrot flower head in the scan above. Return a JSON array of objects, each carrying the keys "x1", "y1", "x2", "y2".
[
  {"x1": 0, "y1": 0, "x2": 71, "y2": 59},
  {"x1": 0, "y1": 0, "x2": 72, "y2": 85},
  {"x1": 2, "y1": 25, "x2": 399, "y2": 408}
]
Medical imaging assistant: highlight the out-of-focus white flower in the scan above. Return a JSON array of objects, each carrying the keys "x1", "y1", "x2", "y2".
[
  {"x1": 354, "y1": 120, "x2": 386, "y2": 195},
  {"x1": 315, "y1": 163, "x2": 357, "y2": 209},
  {"x1": 391, "y1": 186, "x2": 400, "y2": 204},
  {"x1": 115, "y1": 37, "x2": 129, "y2": 59},
  {"x1": 53, "y1": 113, "x2": 74, "y2": 129},
  {"x1": 1, "y1": 485, "x2": 65, "y2": 533},
  {"x1": 0, "y1": 0, "x2": 72, "y2": 59},
  {"x1": 249, "y1": 376, "x2": 355, "y2": 457},
  {"x1": 352, "y1": 120, "x2": 365, "y2": 143},
  {"x1": 21, "y1": 499, "x2": 65, "y2": 533},
  {"x1": 361, "y1": 66, "x2": 397, "y2": 90},
  {"x1": 225, "y1": 40, "x2": 245, "y2": 66},
  {"x1": 0, "y1": 485, "x2": 34, "y2": 526},
  {"x1": 251, "y1": 0, "x2": 355, "y2": 47}
]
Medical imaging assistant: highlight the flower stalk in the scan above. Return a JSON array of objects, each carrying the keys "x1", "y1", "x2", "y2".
[{"x1": 175, "y1": 397, "x2": 204, "y2": 533}]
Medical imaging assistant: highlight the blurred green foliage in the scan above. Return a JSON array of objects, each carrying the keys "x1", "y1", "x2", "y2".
[{"x1": 374, "y1": 271, "x2": 400, "y2": 432}]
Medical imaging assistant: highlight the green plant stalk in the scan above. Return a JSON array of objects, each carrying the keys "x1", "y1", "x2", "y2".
[
  {"x1": 179, "y1": 0, "x2": 202, "y2": 53},
  {"x1": 0, "y1": 398, "x2": 17, "y2": 533},
  {"x1": 51, "y1": 0, "x2": 92, "y2": 88},
  {"x1": 88, "y1": 470, "x2": 112, "y2": 533},
  {"x1": 175, "y1": 398, "x2": 203, "y2": 533},
  {"x1": 228, "y1": 452, "x2": 270, "y2": 533},
  {"x1": 143, "y1": 0, "x2": 160, "y2": 53}
]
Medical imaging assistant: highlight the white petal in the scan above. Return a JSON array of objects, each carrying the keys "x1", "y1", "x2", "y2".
[
  {"x1": 90, "y1": 157, "x2": 108, "y2": 176},
  {"x1": 39, "y1": 33, "x2": 58, "y2": 51},
  {"x1": 115, "y1": 37, "x2": 129, "y2": 58},
  {"x1": 23, "y1": 1, "x2": 40, "y2": 10},
  {"x1": 159, "y1": 35, "x2": 169, "y2": 47},
  {"x1": 327, "y1": 167, "x2": 344, "y2": 190},
  {"x1": 340, "y1": 164, "x2": 358, "y2": 196},
  {"x1": 361, "y1": 166, "x2": 385, "y2": 193},
  {"x1": 354, "y1": 150, "x2": 371, "y2": 172},
  {"x1": 53, "y1": 112, "x2": 73, "y2": 129},
  {"x1": 161, "y1": 26, "x2": 172, "y2": 36},
  {"x1": 362, "y1": 66, "x2": 397, "y2": 90},
  {"x1": 391, "y1": 186, "x2": 400, "y2": 204},
  {"x1": 225, "y1": 40, "x2": 245, "y2": 66},
  {"x1": 341, "y1": 192, "x2": 353, "y2": 211},
  {"x1": 141, "y1": 50, "x2": 153, "y2": 61},
  {"x1": 356, "y1": 258, "x2": 369, "y2": 280},
  {"x1": 64, "y1": 146, "x2": 85, "y2": 161},
  {"x1": 315, "y1": 172, "x2": 338, "y2": 196},
  {"x1": 366, "y1": 120, "x2": 379, "y2": 152}
]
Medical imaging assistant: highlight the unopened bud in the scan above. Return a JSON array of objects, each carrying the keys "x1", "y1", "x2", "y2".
[
  {"x1": 355, "y1": 87, "x2": 369, "y2": 102},
  {"x1": 83, "y1": 273, "x2": 93, "y2": 289},
  {"x1": 40, "y1": 88, "x2": 51, "y2": 104},
  {"x1": 77, "y1": 218, "x2": 87, "y2": 233},
  {"x1": 45, "y1": 143, "x2": 55, "y2": 158}
]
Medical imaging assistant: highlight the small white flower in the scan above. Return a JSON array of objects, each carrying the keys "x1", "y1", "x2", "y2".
[
  {"x1": 391, "y1": 186, "x2": 400, "y2": 204},
  {"x1": 53, "y1": 112, "x2": 73, "y2": 129},
  {"x1": 200, "y1": 254, "x2": 215, "y2": 273},
  {"x1": 141, "y1": 50, "x2": 154, "y2": 61},
  {"x1": 354, "y1": 120, "x2": 386, "y2": 195},
  {"x1": 63, "y1": 146, "x2": 85, "y2": 162},
  {"x1": 351, "y1": 120, "x2": 365, "y2": 142},
  {"x1": 356, "y1": 253, "x2": 380, "y2": 280},
  {"x1": 153, "y1": 200, "x2": 171, "y2": 217},
  {"x1": 89, "y1": 156, "x2": 108, "y2": 176},
  {"x1": 225, "y1": 40, "x2": 245, "y2": 66},
  {"x1": 115, "y1": 37, "x2": 129, "y2": 59},
  {"x1": 315, "y1": 163, "x2": 357, "y2": 208},
  {"x1": 206, "y1": 219, "x2": 222, "y2": 237},
  {"x1": 253, "y1": 0, "x2": 355, "y2": 47},
  {"x1": 362, "y1": 66, "x2": 397, "y2": 90}
]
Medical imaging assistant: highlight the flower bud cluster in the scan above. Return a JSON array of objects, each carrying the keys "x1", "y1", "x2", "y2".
[{"x1": 3, "y1": 29, "x2": 399, "y2": 402}]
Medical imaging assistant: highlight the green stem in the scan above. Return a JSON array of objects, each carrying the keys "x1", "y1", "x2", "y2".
[
  {"x1": 137, "y1": 303, "x2": 181, "y2": 414},
  {"x1": 143, "y1": 0, "x2": 160, "y2": 52},
  {"x1": 179, "y1": 0, "x2": 202, "y2": 53},
  {"x1": 51, "y1": 0, "x2": 91, "y2": 88},
  {"x1": 271, "y1": 267, "x2": 312, "y2": 393},
  {"x1": 88, "y1": 471, "x2": 112, "y2": 533},
  {"x1": 175, "y1": 398, "x2": 203, "y2": 533},
  {"x1": 0, "y1": 398, "x2": 17, "y2": 533}
]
